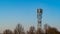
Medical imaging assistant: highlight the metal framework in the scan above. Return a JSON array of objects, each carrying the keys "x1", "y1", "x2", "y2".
[{"x1": 37, "y1": 8, "x2": 43, "y2": 29}]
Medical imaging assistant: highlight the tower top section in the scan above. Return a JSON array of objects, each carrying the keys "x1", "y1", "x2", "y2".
[{"x1": 37, "y1": 8, "x2": 43, "y2": 13}]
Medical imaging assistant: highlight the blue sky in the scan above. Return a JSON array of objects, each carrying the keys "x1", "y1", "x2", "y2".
[{"x1": 0, "y1": 0, "x2": 60, "y2": 32}]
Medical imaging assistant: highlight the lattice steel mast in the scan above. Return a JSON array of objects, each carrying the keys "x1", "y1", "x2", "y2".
[{"x1": 37, "y1": 8, "x2": 43, "y2": 29}]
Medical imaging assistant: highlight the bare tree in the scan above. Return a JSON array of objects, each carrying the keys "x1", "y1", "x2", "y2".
[
  {"x1": 27, "y1": 26, "x2": 35, "y2": 34},
  {"x1": 36, "y1": 28, "x2": 42, "y2": 34},
  {"x1": 3, "y1": 29, "x2": 13, "y2": 34},
  {"x1": 14, "y1": 24, "x2": 25, "y2": 34},
  {"x1": 44, "y1": 24, "x2": 60, "y2": 34}
]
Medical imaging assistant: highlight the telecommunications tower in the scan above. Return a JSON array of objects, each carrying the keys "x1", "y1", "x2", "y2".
[{"x1": 37, "y1": 8, "x2": 43, "y2": 29}]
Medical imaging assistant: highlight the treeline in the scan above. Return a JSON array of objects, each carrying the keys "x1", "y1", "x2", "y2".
[{"x1": 2, "y1": 24, "x2": 60, "y2": 34}]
